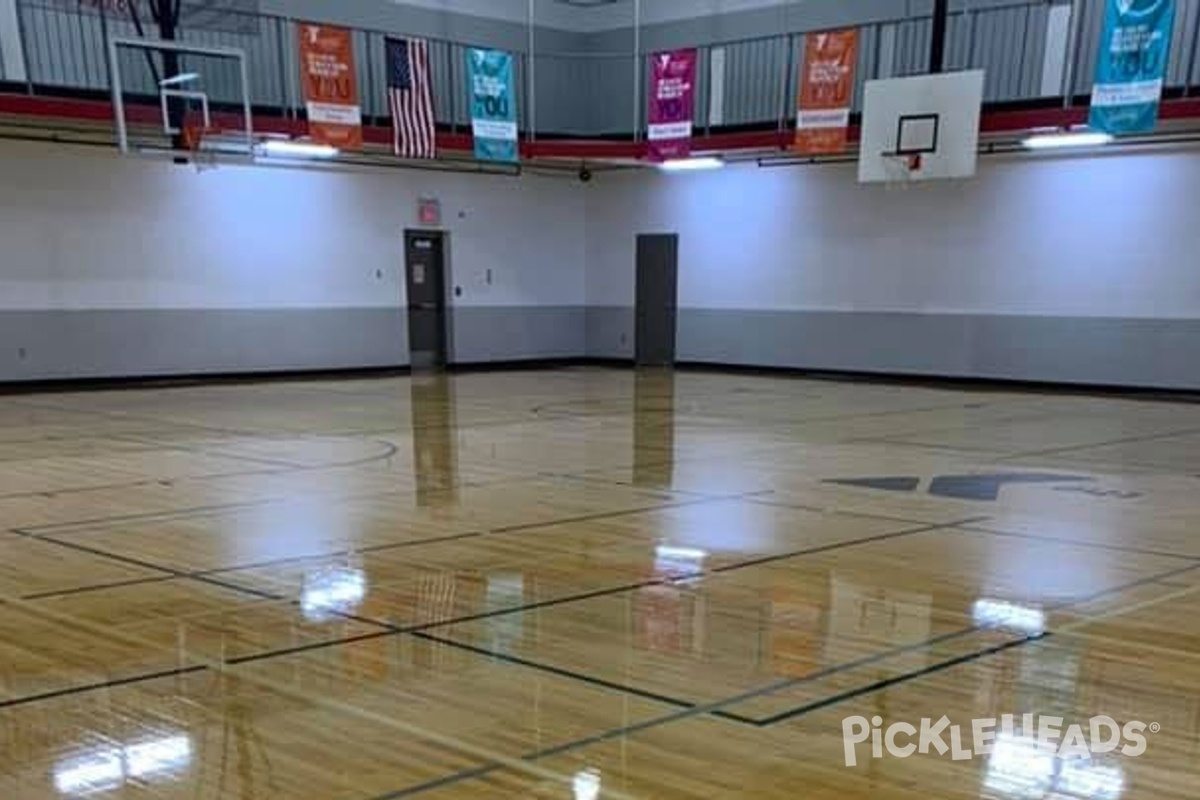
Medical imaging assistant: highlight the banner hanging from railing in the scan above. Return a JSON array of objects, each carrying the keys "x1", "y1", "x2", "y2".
[
  {"x1": 1089, "y1": 0, "x2": 1177, "y2": 134},
  {"x1": 647, "y1": 49, "x2": 697, "y2": 161},
  {"x1": 467, "y1": 48, "x2": 519, "y2": 163},
  {"x1": 298, "y1": 23, "x2": 362, "y2": 150},
  {"x1": 794, "y1": 29, "x2": 858, "y2": 155}
]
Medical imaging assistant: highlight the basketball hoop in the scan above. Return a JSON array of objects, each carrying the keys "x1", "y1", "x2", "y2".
[
  {"x1": 880, "y1": 151, "x2": 923, "y2": 189},
  {"x1": 181, "y1": 113, "x2": 218, "y2": 172}
]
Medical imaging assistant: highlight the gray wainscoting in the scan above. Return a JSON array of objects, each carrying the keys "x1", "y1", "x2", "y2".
[
  {"x1": 0, "y1": 308, "x2": 408, "y2": 382},
  {"x1": 585, "y1": 306, "x2": 635, "y2": 360},
  {"x1": 450, "y1": 306, "x2": 586, "y2": 364},
  {"x1": 589, "y1": 307, "x2": 1200, "y2": 390}
]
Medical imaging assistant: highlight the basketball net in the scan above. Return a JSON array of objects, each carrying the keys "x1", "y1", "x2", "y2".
[
  {"x1": 881, "y1": 153, "x2": 922, "y2": 191},
  {"x1": 181, "y1": 111, "x2": 218, "y2": 173}
]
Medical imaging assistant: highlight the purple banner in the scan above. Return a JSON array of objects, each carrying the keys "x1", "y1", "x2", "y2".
[{"x1": 647, "y1": 49, "x2": 697, "y2": 162}]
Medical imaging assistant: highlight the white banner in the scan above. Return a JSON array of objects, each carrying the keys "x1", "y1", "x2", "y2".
[
  {"x1": 798, "y1": 108, "x2": 851, "y2": 130},
  {"x1": 1091, "y1": 79, "x2": 1165, "y2": 107},
  {"x1": 471, "y1": 119, "x2": 518, "y2": 141},
  {"x1": 648, "y1": 121, "x2": 693, "y2": 141},
  {"x1": 305, "y1": 102, "x2": 362, "y2": 126}
]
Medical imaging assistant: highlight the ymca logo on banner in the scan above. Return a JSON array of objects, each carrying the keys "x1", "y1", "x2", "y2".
[
  {"x1": 298, "y1": 23, "x2": 362, "y2": 150},
  {"x1": 1090, "y1": 0, "x2": 1177, "y2": 134},
  {"x1": 467, "y1": 48, "x2": 519, "y2": 163},
  {"x1": 647, "y1": 49, "x2": 697, "y2": 161},
  {"x1": 795, "y1": 29, "x2": 858, "y2": 155}
]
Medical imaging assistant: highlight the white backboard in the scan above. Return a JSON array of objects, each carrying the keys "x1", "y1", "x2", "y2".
[{"x1": 858, "y1": 70, "x2": 985, "y2": 184}]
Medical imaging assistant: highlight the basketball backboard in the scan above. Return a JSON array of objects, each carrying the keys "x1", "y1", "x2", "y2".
[
  {"x1": 107, "y1": 37, "x2": 254, "y2": 166},
  {"x1": 858, "y1": 70, "x2": 985, "y2": 184}
]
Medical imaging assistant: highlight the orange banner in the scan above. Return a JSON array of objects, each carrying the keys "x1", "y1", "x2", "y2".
[
  {"x1": 298, "y1": 23, "x2": 362, "y2": 150},
  {"x1": 794, "y1": 29, "x2": 858, "y2": 155}
]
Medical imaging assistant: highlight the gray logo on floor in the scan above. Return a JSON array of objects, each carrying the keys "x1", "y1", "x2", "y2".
[{"x1": 825, "y1": 473, "x2": 1095, "y2": 501}]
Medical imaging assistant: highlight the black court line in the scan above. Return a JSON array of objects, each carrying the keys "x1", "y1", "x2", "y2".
[
  {"x1": 3, "y1": 437, "x2": 401, "y2": 519},
  {"x1": 750, "y1": 634, "x2": 1051, "y2": 726},
  {"x1": 223, "y1": 578, "x2": 661, "y2": 666},
  {"x1": 10, "y1": 462, "x2": 681, "y2": 543},
  {"x1": 229, "y1": 517, "x2": 970, "y2": 666},
  {"x1": 13, "y1": 527, "x2": 292, "y2": 605},
  {"x1": 0, "y1": 665, "x2": 207, "y2": 711},
  {"x1": 537, "y1": 470, "x2": 729, "y2": 501},
  {"x1": 105, "y1": 432, "x2": 310, "y2": 470},
  {"x1": 0, "y1": 516, "x2": 965, "y2": 710},
  {"x1": 727, "y1": 559, "x2": 1200, "y2": 728},
  {"x1": 20, "y1": 575, "x2": 177, "y2": 601},
  {"x1": 23, "y1": 491, "x2": 747, "y2": 599},
  {"x1": 224, "y1": 629, "x2": 401, "y2": 665},
  {"x1": 411, "y1": 631, "x2": 702, "y2": 712},
  {"x1": 363, "y1": 560, "x2": 1200, "y2": 799},
  {"x1": 12, "y1": 499, "x2": 277, "y2": 535},
  {"x1": 191, "y1": 530, "x2": 492, "y2": 579},
  {"x1": 12, "y1": 529, "x2": 183, "y2": 577},
  {"x1": 706, "y1": 517, "x2": 989, "y2": 573},
  {"x1": 485, "y1": 495, "x2": 727, "y2": 535},
  {"x1": 365, "y1": 669, "x2": 807, "y2": 800},
  {"x1": 7, "y1": 396, "x2": 289, "y2": 440},
  {"x1": 997, "y1": 424, "x2": 1200, "y2": 462},
  {"x1": 960, "y1": 524, "x2": 1200, "y2": 563},
  {"x1": 843, "y1": 437, "x2": 1013, "y2": 456},
  {"x1": 14, "y1": 490, "x2": 753, "y2": 625},
  {"x1": 756, "y1": 495, "x2": 1200, "y2": 563},
  {"x1": 746, "y1": 496, "x2": 962, "y2": 529}
]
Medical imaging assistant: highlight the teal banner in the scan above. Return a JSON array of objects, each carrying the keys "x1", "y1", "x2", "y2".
[
  {"x1": 467, "y1": 48, "x2": 518, "y2": 162},
  {"x1": 1089, "y1": 0, "x2": 1176, "y2": 134}
]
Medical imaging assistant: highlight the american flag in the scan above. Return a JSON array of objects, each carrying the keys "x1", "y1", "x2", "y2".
[{"x1": 387, "y1": 37, "x2": 436, "y2": 159}]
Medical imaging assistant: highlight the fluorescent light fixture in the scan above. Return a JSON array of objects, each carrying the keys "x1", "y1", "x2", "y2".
[
  {"x1": 159, "y1": 72, "x2": 200, "y2": 87},
  {"x1": 1021, "y1": 131, "x2": 1112, "y2": 150},
  {"x1": 258, "y1": 140, "x2": 340, "y2": 159},
  {"x1": 658, "y1": 157, "x2": 724, "y2": 172}
]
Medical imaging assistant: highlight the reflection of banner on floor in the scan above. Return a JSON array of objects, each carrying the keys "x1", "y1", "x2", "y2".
[
  {"x1": 794, "y1": 29, "x2": 858, "y2": 155},
  {"x1": 769, "y1": 586, "x2": 825, "y2": 678},
  {"x1": 635, "y1": 586, "x2": 684, "y2": 653},
  {"x1": 1089, "y1": 0, "x2": 1176, "y2": 134},
  {"x1": 647, "y1": 49, "x2": 697, "y2": 162},
  {"x1": 298, "y1": 22, "x2": 363, "y2": 149},
  {"x1": 467, "y1": 48, "x2": 519, "y2": 163}
]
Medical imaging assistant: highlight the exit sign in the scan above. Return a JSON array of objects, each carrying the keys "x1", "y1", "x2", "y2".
[{"x1": 418, "y1": 197, "x2": 441, "y2": 226}]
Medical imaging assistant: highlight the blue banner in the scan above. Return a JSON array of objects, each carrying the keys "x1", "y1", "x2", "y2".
[
  {"x1": 467, "y1": 48, "x2": 518, "y2": 162},
  {"x1": 1089, "y1": 0, "x2": 1176, "y2": 134}
]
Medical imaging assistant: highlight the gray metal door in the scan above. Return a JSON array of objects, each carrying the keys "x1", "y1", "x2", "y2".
[
  {"x1": 405, "y1": 231, "x2": 448, "y2": 369},
  {"x1": 635, "y1": 234, "x2": 679, "y2": 367}
]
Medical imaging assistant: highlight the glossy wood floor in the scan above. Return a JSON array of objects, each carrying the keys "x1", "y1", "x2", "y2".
[{"x1": 2, "y1": 368, "x2": 1200, "y2": 799}]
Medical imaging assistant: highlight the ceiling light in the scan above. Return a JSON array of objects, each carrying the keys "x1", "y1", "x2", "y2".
[
  {"x1": 1021, "y1": 131, "x2": 1112, "y2": 150},
  {"x1": 257, "y1": 140, "x2": 340, "y2": 159},
  {"x1": 658, "y1": 157, "x2": 724, "y2": 172}
]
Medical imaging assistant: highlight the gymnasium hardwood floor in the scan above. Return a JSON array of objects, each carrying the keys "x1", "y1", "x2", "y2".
[{"x1": 2, "y1": 367, "x2": 1199, "y2": 799}]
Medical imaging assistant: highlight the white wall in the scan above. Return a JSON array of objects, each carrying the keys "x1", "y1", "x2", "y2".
[
  {"x1": 586, "y1": 151, "x2": 1200, "y2": 318},
  {"x1": 0, "y1": 140, "x2": 584, "y2": 313}
]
